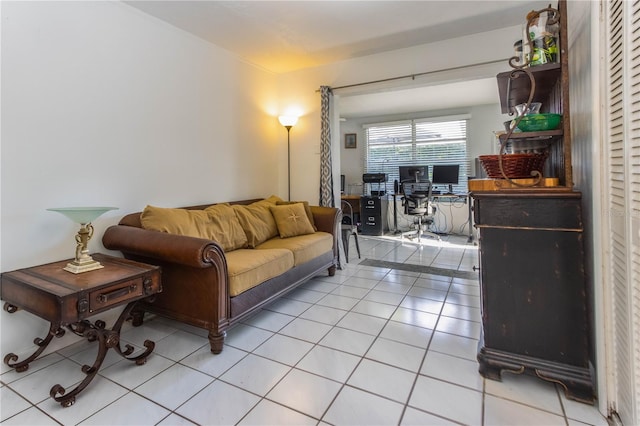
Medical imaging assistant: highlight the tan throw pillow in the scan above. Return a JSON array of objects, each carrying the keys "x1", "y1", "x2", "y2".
[
  {"x1": 140, "y1": 204, "x2": 247, "y2": 252},
  {"x1": 276, "y1": 200, "x2": 316, "y2": 230},
  {"x1": 232, "y1": 200, "x2": 279, "y2": 248},
  {"x1": 265, "y1": 194, "x2": 284, "y2": 204},
  {"x1": 270, "y1": 203, "x2": 316, "y2": 238},
  {"x1": 141, "y1": 205, "x2": 211, "y2": 238},
  {"x1": 203, "y1": 203, "x2": 248, "y2": 251}
]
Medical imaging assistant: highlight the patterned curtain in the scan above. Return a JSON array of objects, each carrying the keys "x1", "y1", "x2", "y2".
[{"x1": 319, "y1": 86, "x2": 334, "y2": 207}]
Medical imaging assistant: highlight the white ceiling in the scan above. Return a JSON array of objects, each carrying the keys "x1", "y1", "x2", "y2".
[{"x1": 125, "y1": 0, "x2": 544, "y2": 116}]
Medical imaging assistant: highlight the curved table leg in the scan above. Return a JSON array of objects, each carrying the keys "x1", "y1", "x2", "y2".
[
  {"x1": 3, "y1": 304, "x2": 65, "y2": 373},
  {"x1": 50, "y1": 300, "x2": 156, "y2": 407},
  {"x1": 111, "y1": 300, "x2": 154, "y2": 364},
  {"x1": 50, "y1": 326, "x2": 116, "y2": 407}
]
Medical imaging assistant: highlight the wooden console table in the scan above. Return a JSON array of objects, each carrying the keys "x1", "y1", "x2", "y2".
[{"x1": 0, "y1": 254, "x2": 161, "y2": 407}]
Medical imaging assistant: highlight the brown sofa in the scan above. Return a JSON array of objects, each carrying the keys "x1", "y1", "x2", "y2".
[{"x1": 102, "y1": 197, "x2": 340, "y2": 354}]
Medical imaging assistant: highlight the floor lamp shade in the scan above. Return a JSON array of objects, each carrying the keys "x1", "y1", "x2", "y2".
[{"x1": 278, "y1": 115, "x2": 298, "y2": 128}]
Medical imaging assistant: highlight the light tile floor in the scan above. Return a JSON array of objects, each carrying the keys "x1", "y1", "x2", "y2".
[{"x1": 1, "y1": 235, "x2": 609, "y2": 425}]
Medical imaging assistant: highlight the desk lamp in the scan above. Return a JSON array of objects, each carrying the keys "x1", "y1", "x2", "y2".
[{"x1": 47, "y1": 207, "x2": 118, "y2": 273}]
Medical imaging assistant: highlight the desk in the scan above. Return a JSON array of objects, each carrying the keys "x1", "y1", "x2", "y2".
[
  {"x1": 432, "y1": 194, "x2": 474, "y2": 242},
  {"x1": 392, "y1": 193, "x2": 474, "y2": 241},
  {"x1": 340, "y1": 195, "x2": 361, "y2": 215},
  {"x1": 340, "y1": 195, "x2": 361, "y2": 226},
  {"x1": 1, "y1": 254, "x2": 162, "y2": 407}
]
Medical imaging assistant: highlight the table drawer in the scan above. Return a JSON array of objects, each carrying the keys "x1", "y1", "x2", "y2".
[
  {"x1": 88, "y1": 278, "x2": 143, "y2": 313},
  {"x1": 88, "y1": 273, "x2": 161, "y2": 315}
]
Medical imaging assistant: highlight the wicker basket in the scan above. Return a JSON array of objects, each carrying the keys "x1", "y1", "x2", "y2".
[{"x1": 479, "y1": 153, "x2": 547, "y2": 179}]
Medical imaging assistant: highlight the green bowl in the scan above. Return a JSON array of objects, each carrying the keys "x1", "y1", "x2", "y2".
[{"x1": 516, "y1": 113, "x2": 562, "y2": 132}]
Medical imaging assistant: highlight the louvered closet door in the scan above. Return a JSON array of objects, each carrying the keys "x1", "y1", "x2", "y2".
[{"x1": 605, "y1": 1, "x2": 640, "y2": 424}]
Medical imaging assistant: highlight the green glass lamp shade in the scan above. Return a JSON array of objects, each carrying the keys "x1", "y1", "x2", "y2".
[
  {"x1": 47, "y1": 207, "x2": 118, "y2": 224},
  {"x1": 47, "y1": 207, "x2": 118, "y2": 273}
]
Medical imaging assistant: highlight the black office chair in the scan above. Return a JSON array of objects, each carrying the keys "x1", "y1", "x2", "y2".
[
  {"x1": 400, "y1": 179, "x2": 440, "y2": 241},
  {"x1": 341, "y1": 200, "x2": 361, "y2": 263}
]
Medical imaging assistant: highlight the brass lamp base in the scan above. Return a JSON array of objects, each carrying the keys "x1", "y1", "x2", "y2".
[{"x1": 63, "y1": 257, "x2": 104, "y2": 274}]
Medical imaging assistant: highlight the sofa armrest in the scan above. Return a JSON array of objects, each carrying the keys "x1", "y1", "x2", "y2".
[
  {"x1": 102, "y1": 225, "x2": 223, "y2": 269},
  {"x1": 311, "y1": 206, "x2": 341, "y2": 265},
  {"x1": 310, "y1": 206, "x2": 341, "y2": 235}
]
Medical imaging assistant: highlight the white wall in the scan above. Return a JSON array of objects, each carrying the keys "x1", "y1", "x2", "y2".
[{"x1": 0, "y1": 1, "x2": 278, "y2": 353}]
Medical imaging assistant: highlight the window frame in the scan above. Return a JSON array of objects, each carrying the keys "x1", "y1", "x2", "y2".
[{"x1": 363, "y1": 115, "x2": 470, "y2": 194}]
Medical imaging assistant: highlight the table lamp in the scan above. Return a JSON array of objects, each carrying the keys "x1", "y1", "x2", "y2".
[{"x1": 47, "y1": 207, "x2": 118, "y2": 273}]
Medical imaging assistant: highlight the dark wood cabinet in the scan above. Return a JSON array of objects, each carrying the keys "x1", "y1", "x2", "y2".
[
  {"x1": 472, "y1": 0, "x2": 594, "y2": 404},
  {"x1": 473, "y1": 192, "x2": 594, "y2": 403}
]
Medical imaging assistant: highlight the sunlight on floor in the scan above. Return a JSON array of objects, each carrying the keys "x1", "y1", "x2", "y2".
[{"x1": 363, "y1": 232, "x2": 474, "y2": 250}]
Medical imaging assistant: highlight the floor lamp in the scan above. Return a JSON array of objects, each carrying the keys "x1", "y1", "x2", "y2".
[{"x1": 278, "y1": 115, "x2": 298, "y2": 201}]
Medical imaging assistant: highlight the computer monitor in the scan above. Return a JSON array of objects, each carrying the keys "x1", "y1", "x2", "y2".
[
  {"x1": 432, "y1": 164, "x2": 460, "y2": 193},
  {"x1": 399, "y1": 165, "x2": 428, "y2": 183}
]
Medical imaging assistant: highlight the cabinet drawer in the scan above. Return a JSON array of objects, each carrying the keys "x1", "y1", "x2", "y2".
[
  {"x1": 473, "y1": 194, "x2": 583, "y2": 229},
  {"x1": 361, "y1": 197, "x2": 383, "y2": 214}
]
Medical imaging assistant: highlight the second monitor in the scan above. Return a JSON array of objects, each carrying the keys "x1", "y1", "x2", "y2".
[{"x1": 432, "y1": 164, "x2": 460, "y2": 194}]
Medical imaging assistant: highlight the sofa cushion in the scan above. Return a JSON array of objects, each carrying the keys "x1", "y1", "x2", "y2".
[
  {"x1": 140, "y1": 204, "x2": 247, "y2": 251},
  {"x1": 276, "y1": 200, "x2": 316, "y2": 230},
  {"x1": 225, "y1": 248, "x2": 294, "y2": 297},
  {"x1": 203, "y1": 203, "x2": 248, "y2": 250},
  {"x1": 270, "y1": 203, "x2": 316, "y2": 238},
  {"x1": 257, "y1": 232, "x2": 333, "y2": 266},
  {"x1": 232, "y1": 199, "x2": 280, "y2": 248}
]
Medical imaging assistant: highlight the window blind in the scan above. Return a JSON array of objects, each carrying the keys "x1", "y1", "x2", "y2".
[{"x1": 364, "y1": 117, "x2": 469, "y2": 193}]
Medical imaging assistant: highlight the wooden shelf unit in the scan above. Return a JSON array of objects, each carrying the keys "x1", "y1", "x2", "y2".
[
  {"x1": 472, "y1": 0, "x2": 595, "y2": 404},
  {"x1": 489, "y1": 0, "x2": 572, "y2": 190}
]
